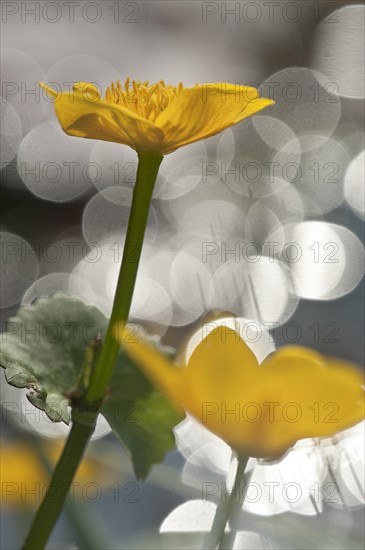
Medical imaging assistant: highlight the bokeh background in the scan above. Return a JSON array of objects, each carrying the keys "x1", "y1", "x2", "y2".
[{"x1": 1, "y1": 1, "x2": 364, "y2": 549}]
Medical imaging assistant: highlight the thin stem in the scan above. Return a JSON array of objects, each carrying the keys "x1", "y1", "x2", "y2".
[
  {"x1": 21, "y1": 151, "x2": 163, "y2": 550},
  {"x1": 26, "y1": 433, "x2": 110, "y2": 550},
  {"x1": 22, "y1": 412, "x2": 97, "y2": 550},
  {"x1": 86, "y1": 151, "x2": 163, "y2": 404},
  {"x1": 206, "y1": 453, "x2": 249, "y2": 550}
]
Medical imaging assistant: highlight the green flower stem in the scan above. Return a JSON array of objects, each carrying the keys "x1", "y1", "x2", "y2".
[
  {"x1": 22, "y1": 412, "x2": 97, "y2": 550},
  {"x1": 86, "y1": 151, "x2": 163, "y2": 404},
  {"x1": 207, "y1": 453, "x2": 250, "y2": 550},
  {"x1": 21, "y1": 151, "x2": 163, "y2": 550},
  {"x1": 26, "y1": 433, "x2": 110, "y2": 550}
]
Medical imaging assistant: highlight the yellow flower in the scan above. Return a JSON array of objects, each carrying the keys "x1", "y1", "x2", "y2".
[
  {"x1": 40, "y1": 79, "x2": 273, "y2": 154},
  {"x1": 115, "y1": 325, "x2": 365, "y2": 459},
  {"x1": 0, "y1": 439, "x2": 109, "y2": 507}
]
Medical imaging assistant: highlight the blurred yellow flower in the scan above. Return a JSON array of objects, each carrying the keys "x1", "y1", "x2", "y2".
[
  {"x1": 116, "y1": 325, "x2": 365, "y2": 459},
  {"x1": 40, "y1": 79, "x2": 273, "y2": 154},
  {"x1": 0, "y1": 439, "x2": 109, "y2": 507}
]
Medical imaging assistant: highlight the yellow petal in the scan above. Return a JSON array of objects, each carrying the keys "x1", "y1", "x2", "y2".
[
  {"x1": 156, "y1": 83, "x2": 274, "y2": 154},
  {"x1": 114, "y1": 323, "x2": 186, "y2": 408},
  {"x1": 320, "y1": 359, "x2": 365, "y2": 427},
  {"x1": 257, "y1": 353, "x2": 365, "y2": 455},
  {"x1": 40, "y1": 83, "x2": 163, "y2": 152},
  {"x1": 261, "y1": 345, "x2": 325, "y2": 371},
  {"x1": 186, "y1": 325, "x2": 259, "y2": 403},
  {"x1": 285, "y1": 358, "x2": 364, "y2": 435},
  {"x1": 39, "y1": 82, "x2": 58, "y2": 98},
  {"x1": 183, "y1": 326, "x2": 263, "y2": 448}
]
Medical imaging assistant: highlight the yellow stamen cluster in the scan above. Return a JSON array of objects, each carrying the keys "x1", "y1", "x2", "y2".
[{"x1": 105, "y1": 78, "x2": 184, "y2": 122}]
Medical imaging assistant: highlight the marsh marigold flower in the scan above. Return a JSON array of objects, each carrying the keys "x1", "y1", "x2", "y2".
[
  {"x1": 40, "y1": 79, "x2": 273, "y2": 154},
  {"x1": 116, "y1": 325, "x2": 365, "y2": 459}
]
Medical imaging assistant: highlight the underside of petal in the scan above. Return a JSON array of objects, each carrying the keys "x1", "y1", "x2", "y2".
[{"x1": 44, "y1": 85, "x2": 164, "y2": 152}]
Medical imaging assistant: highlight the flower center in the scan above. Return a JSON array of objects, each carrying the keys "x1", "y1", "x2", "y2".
[{"x1": 105, "y1": 78, "x2": 184, "y2": 122}]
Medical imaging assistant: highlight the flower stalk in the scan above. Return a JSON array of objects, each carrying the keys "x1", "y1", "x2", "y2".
[
  {"x1": 22, "y1": 411, "x2": 97, "y2": 550},
  {"x1": 205, "y1": 453, "x2": 250, "y2": 550},
  {"x1": 85, "y1": 151, "x2": 163, "y2": 404},
  {"x1": 21, "y1": 151, "x2": 163, "y2": 550}
]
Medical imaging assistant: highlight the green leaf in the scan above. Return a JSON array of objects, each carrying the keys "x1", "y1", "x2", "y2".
[
  {"x1": 0, "y1": 294, "x2": 183, "y2": 478},
  {"x1": 101, "y1": 345, "x2": 183, "y2": 480},
  {"x1": 0, "y1": 293, "x2": 107, "y2": 423}
]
